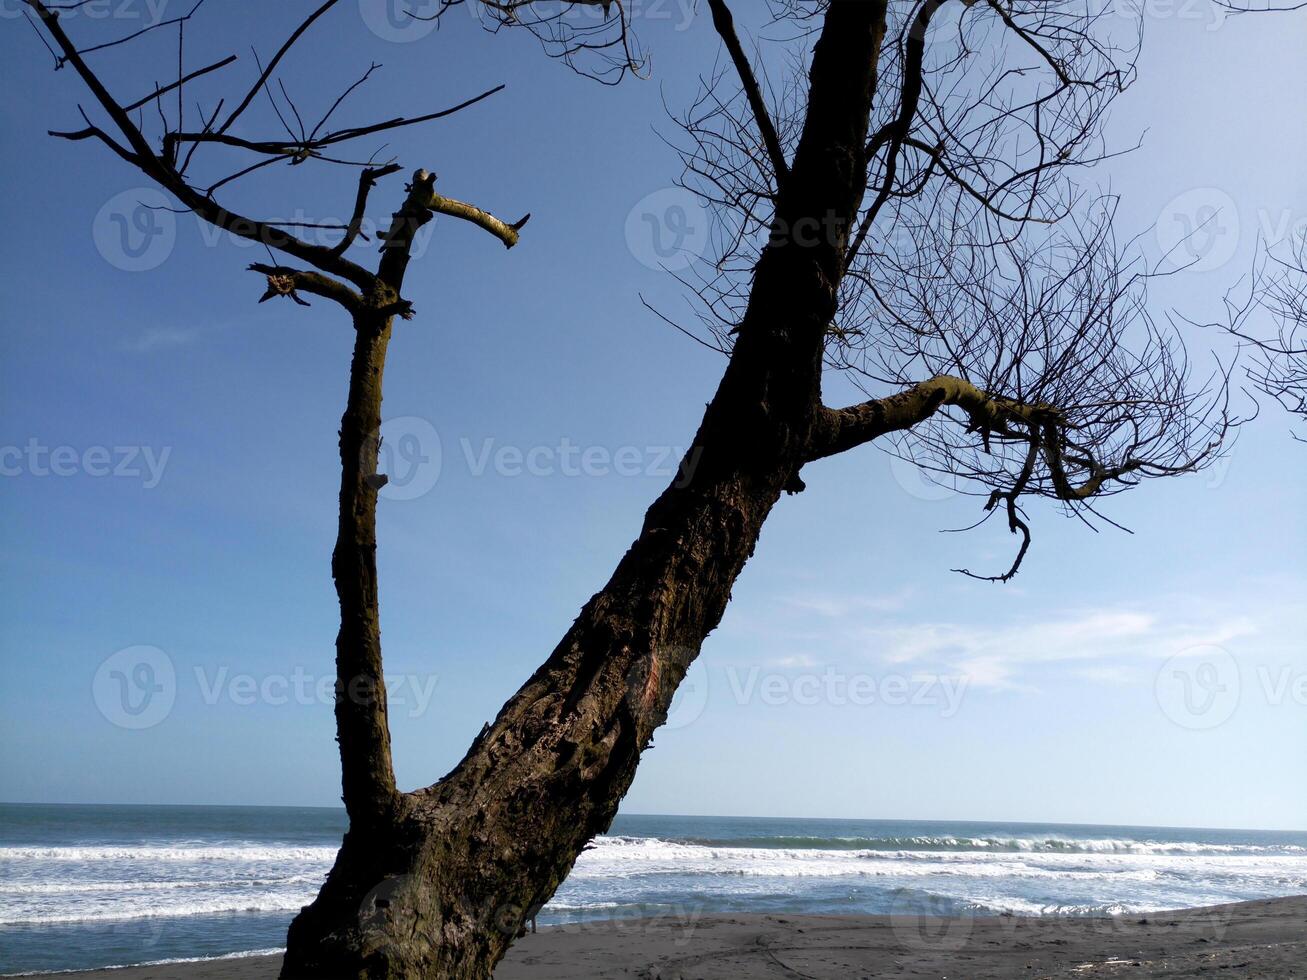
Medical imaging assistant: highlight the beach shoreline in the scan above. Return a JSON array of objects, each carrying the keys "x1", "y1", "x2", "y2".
[{"x1": 21, "y1": 895, "x2": 1305, "y2": 979}]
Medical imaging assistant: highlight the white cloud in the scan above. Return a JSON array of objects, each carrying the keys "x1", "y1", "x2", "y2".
[
  {"x1": 718, "y1": 579, "x2": 1305, "y2": 693},
  {"x1": 854, "y1": 608, "x2": 1266, "y2": 690},
  {"x1": 766, "y1": 654, "x2": 820, "y2": 669},
  {"x1": 122, "y1": 326, "x2": 200, "y2": 353},
  {"x1": 781, "y1": 590, "x2": 913, "y2": 618}
]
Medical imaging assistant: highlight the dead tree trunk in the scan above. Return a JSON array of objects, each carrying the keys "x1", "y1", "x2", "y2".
[
  {"x1": 280, "y1": 3, "x2": 889, "y2": 977},
  {"x1": 333, "y1": 309, "x2": 401, "y2": 832},
  {"x1": 287, "y1": 0, "x2": 1231, "y2": 972}
]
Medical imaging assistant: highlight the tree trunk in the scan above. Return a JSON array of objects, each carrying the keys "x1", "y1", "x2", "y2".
[
  {"x1": 281, "y1": 4, "x2": 887, "y2": 976},
  {"x1": 334, "y1": 310, "x2": 401, "y2": 832}
]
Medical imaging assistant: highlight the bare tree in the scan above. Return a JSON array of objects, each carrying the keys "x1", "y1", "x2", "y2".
[
  {"x1": 419, "y1": 0, "x2": 646, "y2": 83},
  {"x1": 27, "y1": 1, "x2": 1237, "y2": 977},
  {"x1": 1209, "y1": 0, "x2": 1307, "y2": 434},
  {"x1": 272, "y1": 1, "x2": 1232, "y2": 977},
  {"x1": 1218, "y1": 242, "x2": 1307, "y2": 436},
  {"x1": 21, "y1": 0, "x2": 528, "y2": 901}
]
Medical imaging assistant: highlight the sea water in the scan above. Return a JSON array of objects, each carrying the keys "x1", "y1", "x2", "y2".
[{"x1": 2, "y1": 804, "x2": 1304, "y2": 974}]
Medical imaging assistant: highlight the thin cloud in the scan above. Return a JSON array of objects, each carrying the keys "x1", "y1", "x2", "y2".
[
  {"x1": 122, "y1": 326, "x2": 200, "y2": 353},
  {"x1": 854, "y1": 609, "x2": 1262, "y2": 690},
  {"x1": 782, "y1": 589, "x2": 914, "y2": 618}
]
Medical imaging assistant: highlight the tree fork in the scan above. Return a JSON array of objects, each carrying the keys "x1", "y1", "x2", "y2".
[{"x1": 281, "y1": 3, "x2": 890, "y2": 977}]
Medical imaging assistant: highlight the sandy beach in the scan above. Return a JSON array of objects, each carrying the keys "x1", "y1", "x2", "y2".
[{"x1": 37, "y1": 895, "x2": 1305, "y2": 979}]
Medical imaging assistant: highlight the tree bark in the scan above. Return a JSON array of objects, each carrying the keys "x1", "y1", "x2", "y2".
[
  {"x1": 333, "y1": 310, "x2": 401, "y2": 831},
  {"x1": 281, "y1": 3, "x2": 888, "y2": 976}
]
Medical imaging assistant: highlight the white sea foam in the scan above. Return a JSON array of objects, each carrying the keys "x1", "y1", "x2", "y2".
[
  {"x1": 0, "y1": 845, "x2": 338, "y2": 863},
  {"x1": 0, "y1": 845, "x2": 334, "y2": 926},
  {"x1": 547, "y1": 835, "x2": 1307, "y2": 916},
  {"x1": 0, "y1": 886, "x2": 320, "y2": 926},
  {"x1": 2, "y1": 947, "x2": 286, "y2": 976},
  {"x1": 3, "y1": 831, "x2": 1305, "y2": 935},
  {"x1": 660, "y1": 835, "x2": 1306, "y2": 856}
]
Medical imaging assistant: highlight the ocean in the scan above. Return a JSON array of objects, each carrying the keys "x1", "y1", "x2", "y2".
[{"x1": 1, "y1": 804, "x2": 1305, "y2": 975}]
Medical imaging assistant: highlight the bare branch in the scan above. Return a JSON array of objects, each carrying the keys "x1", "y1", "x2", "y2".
[
  {"x1": 248, "y1": 263, "x2": 363, "y2": 313},
  {"x1": 214, "y1": 0, "x2": 340, "y2": 138},
  {"x1": 706, "y1": 0, "x2": 790, "y2": 184}
]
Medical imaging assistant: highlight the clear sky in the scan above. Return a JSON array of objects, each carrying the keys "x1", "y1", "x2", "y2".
[{"x1": 0, "y1": 1, "x2": 1303, "y2": 831}]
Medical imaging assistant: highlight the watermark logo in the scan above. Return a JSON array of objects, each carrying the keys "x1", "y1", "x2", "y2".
[
  {"x1": 625, "y1": 187, "x2": 710, "y2": 271},
  {"x1": 0, "y1": 0, "x2": 174, "y2": 24},
  {"x1": 93, "y1": 188, "x2": 176, "y2": 272},
  {"x1": 358, "y1": 0, "x2": 441, "y2": 42},
  {"x1": 0, "y1": 440, "x2": 171, "y2": 488},
  {"x1": 377, "y1": 416, "x2": 442, "y2": 500},
  {"x1": 193, "y1": 665, "x2": 439, "y2": 718},
  {"x1": 93, "y1": 645, "x2": 176, "y2": 729},
  {"x1": 369, "y1": 417, "x2": 703, "y2": 499},
  {"x1": 1155, "y1": 644, "x2": 1241, "y2": 730},
  {"x1": 889, "y1": 890, "x2": 975, "y2": 952},
  {"x1": 890, "y1": 453, "x2": 957, "y2": 502},
  {"x1": 664, "y1": 658, "x2": 710, "y2": 730},
  {"x1": 1155, "y1": 187, "x2": 1239, "y2": 273},
  {"x1": 1108, "y1": 0, "x2": 1229, "y2": 31}
]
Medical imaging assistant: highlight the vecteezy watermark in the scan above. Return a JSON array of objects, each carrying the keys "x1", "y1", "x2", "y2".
[
  {"x1": 192, "y1": 207, "x2": 436, "y2": 259},
  {"x1": 625, "y1": 187, "x2": 711, "y2": 271},
  {"x1": 542, "y1": 903, "x2": 704, "y2": 944},
  {"x1": 1107, "y1": 0, "x2": 1230, "y2": 31},
  {"x1": 626, "y1": 653, "x2": 711, "y2": 731},
  {"x1": 460, "y1": 438, "x2": 701, "y2": 483},
  {"x1": 93, "y1": 646, "x2": 440, "y2": 729},
  {"x1": 723, "y1": 666, "x2": 968, "y2": 715},
  {"x1": 1157, "y1": 647, "x2": 1307, "y2": 730},
  {"x1": 357, "y1": 0, "x2": 442, "y2": 42},
  {"x1": 357, "y1": 0, "x2": 698, "y2": 43},
  {"x1": 93, "y1": 188, "x2": 177, "y2": 272},
  {"x1": 93, "y1": 646, "x2": 177, "y2": 729},
  {"x1": 890, "y1": 453, "x2": 958, "y2": 503},
  {"x1": 91, "y1": 189, "x2": 438, "y2": 272},
  {"x1": 1155, "y1": 188, "x2": 1240, "y2": 273},
  {"x1": 626, "y1": 660, "x2": 967, "y2": 733},
  {"x1": 1155, "y1": 644, "x2": 1241, "y2": 730},
  {"x1": 369, "y1": 417, "x2": 704, "y2": 501},
  {"x1": 889, "y1": 889, "x2": 975, "y2": 952},
  {"x1": 0, "y1": 0, "x2": 174, "y2": 24},
  {"x1": 0, "y1": 440, "x2": 172, "y2": 488},
  {"x1": 377, "y1": 416, "x2": 442, "y2": 501},
  {"x1": 1254, "y1": 665, "x2": 1307, "y2": 709},
  {"x1": 193, "y1": 666, "x2": 439, "y2": 718}
]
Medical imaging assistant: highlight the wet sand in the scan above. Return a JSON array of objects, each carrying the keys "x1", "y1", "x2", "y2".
[{"x1": 38, "y1": 895, "x2": 1307, "y2": 979}]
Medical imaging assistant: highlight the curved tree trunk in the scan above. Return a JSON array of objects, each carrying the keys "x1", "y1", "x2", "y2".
[{"x1": 282, "y1": 3, "x2": 887, "y2": 976}]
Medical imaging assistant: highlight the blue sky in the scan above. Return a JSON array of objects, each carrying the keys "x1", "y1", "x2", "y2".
[{"x1": 0, "y1": 1, "x2": 1304, "y2": 831}]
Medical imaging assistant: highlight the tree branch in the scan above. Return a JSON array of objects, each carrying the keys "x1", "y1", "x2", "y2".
[
  {"x1": 705, "y1": 0, "x2": 790, "y2": 184},
  {"x1": 214, "y1": 0, "x2": 340, "y2": 137},
  {"x1": 332, "y1": 163, "x2": 404, "y2": 257},
  {"x1": 810, "y1": 374, "x2": 1056, "y2": 461},
  {"x1": 248, "y1": 263, "x2": 363, "y2": 313},
  {"x1": 27, "y1": 0, "x2": 379, "y2": 291},
  {"x1": 405, "y1": 171, "x2": 530, "y2": 249}
]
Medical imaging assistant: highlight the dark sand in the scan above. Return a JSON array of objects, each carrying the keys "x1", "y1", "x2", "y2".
[{"x1": 37, "y1": 896, "x2": 1306, "y2": 978}]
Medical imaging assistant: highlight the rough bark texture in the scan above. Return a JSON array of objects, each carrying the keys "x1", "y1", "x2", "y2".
[
  {"x1": 280, "y1": 3, "x2": 889, "y2": 977},
  {"x1": 333, "y1": 310, "x2": 401, "y2": 831}
]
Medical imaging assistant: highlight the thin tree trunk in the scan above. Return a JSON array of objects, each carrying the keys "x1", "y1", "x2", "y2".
[
  {"x1": 333, "y1": 310, "x2": 401, "y2": 831},
  {"x1": 282, "y1": 4, "x2": 887, "y2": 976}
]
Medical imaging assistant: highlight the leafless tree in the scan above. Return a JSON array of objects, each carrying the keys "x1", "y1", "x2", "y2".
[
  {"x1": 27, "y1": 1, "x2": 1238, "y2": 977},
  {"x1": 418, "y1": 0, "x2": 646, "y2": 83},
  {"x1": 21, "y1": 0, "x2": 529, "y2": 936},
  {"x1": 1218, "y1": 241, "x2": 1307, "y2": 435},
  {"x1": 275, "y1": 2, "x2": 1233, "y2": 976}
]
